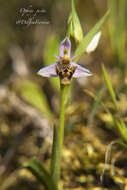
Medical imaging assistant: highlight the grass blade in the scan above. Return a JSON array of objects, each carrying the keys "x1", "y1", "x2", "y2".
[{"x1": 102, "y1": 64, "x2": 119, "y2": 111}]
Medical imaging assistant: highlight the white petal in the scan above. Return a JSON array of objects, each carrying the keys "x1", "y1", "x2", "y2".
[
  {"x1": 37, "y1": 63, "x2": 58, "y2": 77},
  {"x1": 86, "y1": 31, "x2": 102, "y2": 53},
  {"x1": 72, "y1": 62, "x2": 92, "y2": 78}
]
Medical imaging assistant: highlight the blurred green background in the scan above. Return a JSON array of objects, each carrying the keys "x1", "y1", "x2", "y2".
[{"x1": 0, "y1": 0, "x2": 127, "y2": 189}]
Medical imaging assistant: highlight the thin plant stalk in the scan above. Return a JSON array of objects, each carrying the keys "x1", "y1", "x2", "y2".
[
  {"x1": 54, "y1": 84, "x2": 69, "y2": 186},
  {"x1": 59, "y1": 84, "x2": 69, "y2": 160}
]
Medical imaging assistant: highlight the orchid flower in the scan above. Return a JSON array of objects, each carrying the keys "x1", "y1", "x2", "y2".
[{"x1": 37, "y1": 37, "x2": 93, "y2": 85}]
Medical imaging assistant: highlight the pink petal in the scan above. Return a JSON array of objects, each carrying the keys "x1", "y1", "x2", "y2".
[
  {"x1": 37, "y1": 63, "x2": 58, "y2": 77},
  {"x1": 71, "y1": 62, "x2": 92, "y2": 78}
]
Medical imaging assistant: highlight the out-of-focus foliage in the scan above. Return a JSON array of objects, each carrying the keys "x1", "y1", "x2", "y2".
[
  {"x1": 20, "y1": 80, "x2": 54, "y2": 119},
  {"x1": 108, "y1": 0, "x2": 127, "y2": 65},
  {"x1": 102, "y1": 64, "x2": 127, "y2": 145},
  {"x1": 0, "y1": 0, "x2": 127, "y2": 190}
]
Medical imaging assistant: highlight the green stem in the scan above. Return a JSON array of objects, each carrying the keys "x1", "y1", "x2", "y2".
[
  {"x1": 51, "y1": 84, "x2": 69, "y2": 188},
  {"x1": 57, "y1": 84, "x2": 69, "y2": 182},
  {"x1": 59, "y1": 84, "x2": 69, "y2": 162}
]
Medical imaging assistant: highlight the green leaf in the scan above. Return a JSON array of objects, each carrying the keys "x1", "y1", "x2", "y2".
[
  {"x1": 20, "y1": 80, "x2": 54, "y2": 119},
  {"x1": 24, "y1": 165, "x2": 47, "y2": 188},
  {"x1": 102, "y1": 64, "x2": 119, "y2": 111},
  {"x1": 75, "y1": 10, "x2": 110, "y2": 61},
  {"x1": 43, "y1": 34, "x2": 60, "y2": 90},
  {"x1": 66, "y1": 0, "x2": 83, "y2": 43},
  {"x1": 24, "y1": 157, "x2": 58, "y2": 190}
]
